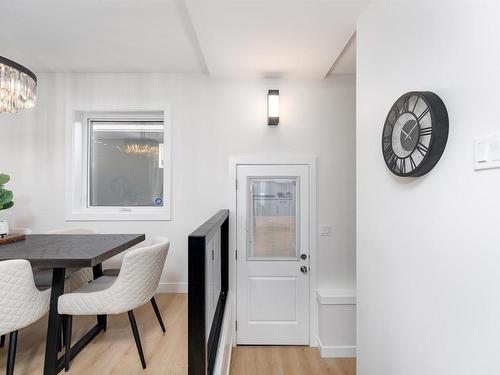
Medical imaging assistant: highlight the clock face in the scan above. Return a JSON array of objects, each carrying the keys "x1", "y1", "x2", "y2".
[{"x1": 382, "y1": 91, "x2": 448, "y2": 177}]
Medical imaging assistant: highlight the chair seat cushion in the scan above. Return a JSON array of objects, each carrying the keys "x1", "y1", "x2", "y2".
[
  {"x1": 58, "y1": 276, "x2": 122, "y2": 315},
  {"x1": 70, "y1": 275, "x2": 116, "y2": 294}
]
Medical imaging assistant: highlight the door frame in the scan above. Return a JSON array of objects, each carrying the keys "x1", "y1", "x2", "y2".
[{"x1": 229, "y1": 156, "x2": 317, "y2": 346}]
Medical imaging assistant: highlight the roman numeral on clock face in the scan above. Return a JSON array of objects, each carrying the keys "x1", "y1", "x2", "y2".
[
  {"x1": 399, "y1": 158, "x2": 406, "y2": 174},
  {"x1": 383, "y1": 146, "x2": 394, "y2": 160},
  {"x1": 389, "y1": 155, "x2": 398, "y2": 170},
  {"x1": 409, "y1": 155, "x2": 417, "y2": 170},
  {"x1": 416, "y1": 142, "x2": 428, "y2": 156},
  {"x1": 417, "y1": 107, "x2": 430, "y2": 121},
  {"x1": 411, "y1": 96, "x2": 419, "y2": 112},
  {"x1": 402, "y1": 97, "x2": 410, "y2": 112},
  {"x1": 420, "y1": 126, "x2": 432, "y2": 136}
]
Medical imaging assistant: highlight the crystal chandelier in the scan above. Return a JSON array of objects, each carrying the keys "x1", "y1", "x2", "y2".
[
  {"x1": 124, "y1": 142, "x2": 159, "y2": 155},
  {"x1": 0, "y1": 56, "x2": 37, "y2": 113}
]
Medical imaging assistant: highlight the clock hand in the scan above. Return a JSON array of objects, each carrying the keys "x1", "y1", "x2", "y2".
[
  {"x1": 405, "y1": 123, "x2": 419, "y2": 140},
  {"x1": 401, "y1": 129, "x2": 410, "y2": 138}
]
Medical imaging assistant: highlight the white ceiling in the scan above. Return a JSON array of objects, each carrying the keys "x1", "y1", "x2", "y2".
[
  {"x1": 186, "y1": 0, "x2": 365, "y2": 78},
  {"x1": 0, "y1": 0, "x2": 206, "y2": 73},
  {"x1": 0, "y1": 0, "x2": 365, "y2": 78}
]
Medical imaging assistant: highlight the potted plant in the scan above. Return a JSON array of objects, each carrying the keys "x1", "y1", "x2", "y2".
[{"x1": 0, "y1": 174, "x2": 14, "y2": 237}]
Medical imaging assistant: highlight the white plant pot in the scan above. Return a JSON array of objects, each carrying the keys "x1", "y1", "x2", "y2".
[{"x1": 0, "y1": 220, "x2": 9, "y2": 237}]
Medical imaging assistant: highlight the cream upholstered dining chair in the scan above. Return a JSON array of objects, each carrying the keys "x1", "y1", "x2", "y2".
[
  {"x1": 0, "y1": 260, "x2": 51, "y2": 375},
  {"x1": 58, "y1": 237, "x2": 169, "y2": 371},
  {"x1": 0, "y1": 229, "x2": 34, "y2": 351}
]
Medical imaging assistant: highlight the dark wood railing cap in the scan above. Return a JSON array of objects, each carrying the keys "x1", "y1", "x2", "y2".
[{"x1": 189, "y1": 209, "x2": 229, "y2": 239}]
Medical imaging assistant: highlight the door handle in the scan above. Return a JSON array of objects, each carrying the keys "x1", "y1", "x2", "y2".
[{"x1": 300, "y1": 266, "x2": 308, "y2": 274}]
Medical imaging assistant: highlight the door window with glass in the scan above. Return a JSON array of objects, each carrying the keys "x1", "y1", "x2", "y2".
[{"x1": 248, "y1": 178, "x2": 299, "y2": 259}]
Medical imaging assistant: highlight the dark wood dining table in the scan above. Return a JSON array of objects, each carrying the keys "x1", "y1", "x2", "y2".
[{"x1": 0, "y1": 233, "x2": 145, "y2": 375}]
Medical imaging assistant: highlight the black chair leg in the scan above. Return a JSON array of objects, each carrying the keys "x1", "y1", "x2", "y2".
[
  {"x1": 150, "y1": 297, "x2": 166, "y2": 333},
  {"x1": 58, "y1": 321, "x2": 63, "y2": 352},
  {"x1": 6, "y1": 331, "x2": 18, "y2": 375},
  {"x1": 61, "y1": 317, "x2": 67, "y2": 347},
  {"x1": 64, "y1": 315, "x2": 73, "y2": 372},
  {"x1": 127, "y1": 310, "x2": 146, "y2": 369},
  {"x1": 0, "y1": 334, "x2": 5, "y2": 348},
  {"x1": 98, "y1": 315, "x2": 107, "y2": 332}
]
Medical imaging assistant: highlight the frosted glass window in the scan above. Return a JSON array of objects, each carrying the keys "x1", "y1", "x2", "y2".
[
  {"x1": 89, "y1": 120, "x2": 164, "y2": 207},
  {"x1": 248, "y1": 178, "x2": 299, "y2": 259}
]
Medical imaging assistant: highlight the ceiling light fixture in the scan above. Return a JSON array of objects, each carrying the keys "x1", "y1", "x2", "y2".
[
  {"x1": 125, "y1": 143, "x2": 160, "y2": 155},
  {"x1": 267, "y1": 89, "x2": 279, "y2": 126},
  {"x1": 124, "y1": 139, "x2": 160, "y2": 155},
  {"x1": 0, "y1": 56, "x2": 37, "y2": 113}
]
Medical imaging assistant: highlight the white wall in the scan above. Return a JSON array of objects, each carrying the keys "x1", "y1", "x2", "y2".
[
  {"x1": 0, "y1": 73, "x2": 356, "y2": 291},
  {"x1": 357, "y1": 2, "x2": 500, "y2": 374}
]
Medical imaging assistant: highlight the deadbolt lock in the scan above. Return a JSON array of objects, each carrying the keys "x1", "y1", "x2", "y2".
[{"x1": 300, "y1": 253, "x2": 307, "y2": 260}]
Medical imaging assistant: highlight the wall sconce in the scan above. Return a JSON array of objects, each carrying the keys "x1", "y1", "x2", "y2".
[{"x1": 267, "y1": 89, "x2": 279, "y2": 125}]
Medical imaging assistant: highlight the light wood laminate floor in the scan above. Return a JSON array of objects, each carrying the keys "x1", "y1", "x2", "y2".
[
  {"x1": 0, "y1": 293, "x2": 187, "y2": 375},
  {"x1": 0, "y1": 293, "x2": 354, "y2": 375},
  {"x1": 230, "y1": 346, "x2": 356, "y2": 375}
]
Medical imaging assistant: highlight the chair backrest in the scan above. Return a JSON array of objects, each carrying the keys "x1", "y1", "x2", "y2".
[
  {"x1": 46, "y1": 228, "x2": 98, "y2": 234},
  {"x1": 110, "y1": 237, "x2": 170, "y2": 310},
  {"x1": 9, "y1": 227, "x2": 33, "y2": 235},
  {"x1": 0, "y1": 260, "x2": 47, "y2": 335}
]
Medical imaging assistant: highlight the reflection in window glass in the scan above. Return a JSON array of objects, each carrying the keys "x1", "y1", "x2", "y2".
[
  {"x1": 89, "y1": 120, "x2": 164, "y2": 206},
  {"x1": 249, "y1": 178, "x2": 298, "y2": 258}
]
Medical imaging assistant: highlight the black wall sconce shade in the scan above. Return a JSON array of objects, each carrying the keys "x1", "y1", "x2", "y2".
[{"x1": 267, "y1": 89, "x2": 279, "y2": 125}]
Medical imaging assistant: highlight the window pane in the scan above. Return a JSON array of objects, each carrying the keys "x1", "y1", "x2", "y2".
[
  {"x1": 248, "y1": 178, "x2": 298, "y2": 259},
  {"x1": 89, "y1": 121, "x2": 164, "y2": 206}
]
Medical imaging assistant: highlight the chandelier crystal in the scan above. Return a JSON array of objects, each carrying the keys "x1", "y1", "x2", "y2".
[{"x1": 0, "y1": 56, "x2": 37, "y2": 113}]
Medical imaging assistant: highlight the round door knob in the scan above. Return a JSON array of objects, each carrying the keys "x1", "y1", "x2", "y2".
[
  {"x1": 300, "y1": 253, "x2": 307, "y2": 260},
  {"x1": 300, "y1": 266, "x2": 308, "y2": 274}
]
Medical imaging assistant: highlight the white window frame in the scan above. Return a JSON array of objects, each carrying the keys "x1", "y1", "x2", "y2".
[{"x1": 66, "y1": 108, "x2": 172, "y2": 221}]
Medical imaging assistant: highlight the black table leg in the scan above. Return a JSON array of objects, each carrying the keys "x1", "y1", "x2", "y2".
[
  {"x1": 43, "y1": 268, "x2": 65, "y2": 375},
  {"x1": 46, "y1": 265, "x2": 106, "y2": 374},
  {"x1": 92, "y1": 264, "x2": 107, "y2": 331}
]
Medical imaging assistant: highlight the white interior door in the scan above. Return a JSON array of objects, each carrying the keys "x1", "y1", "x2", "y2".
[{"x1": 236, "y1": 164, "x2": 310, "y2": 345}]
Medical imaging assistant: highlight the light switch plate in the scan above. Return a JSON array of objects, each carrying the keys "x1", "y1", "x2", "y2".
[
  {"x1": 319, "y1": 225, "x2": 331, "y2": 236},
  {"x1": 474, "y1": 132, "x2": 500, "y2": 170}
]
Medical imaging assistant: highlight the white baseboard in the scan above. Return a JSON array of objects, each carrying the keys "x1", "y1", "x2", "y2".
[
  {"x1": 317, "y1": 337, "x2": 356, "y2": 358},
  {"x1": 156, "y1": 282, "x2": 188, "y2": 293}
]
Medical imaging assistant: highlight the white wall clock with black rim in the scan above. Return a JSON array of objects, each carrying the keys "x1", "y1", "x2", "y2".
[{"x1": 382, "y1": 91, "x2": 449, "y2": 177}]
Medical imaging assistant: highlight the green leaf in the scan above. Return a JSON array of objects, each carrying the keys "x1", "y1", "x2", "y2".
[
  {"x1": 0, "y1": 174, "x2": 10, "y2": 185},
  {"x1": 0, "y1": 189, "x2": 13, "y2": 206},
  {"x1": 1, "y1": 201, "x2": 13, "y2": 210}
]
